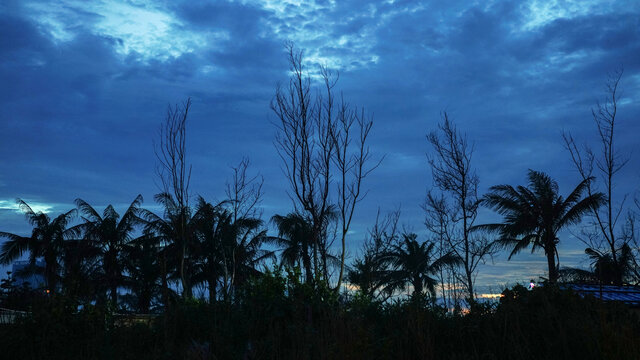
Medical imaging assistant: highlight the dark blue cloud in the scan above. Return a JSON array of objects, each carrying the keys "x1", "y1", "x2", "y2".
[{"x1": 1, "y1": 0, "x2": 639, "y2": 288}]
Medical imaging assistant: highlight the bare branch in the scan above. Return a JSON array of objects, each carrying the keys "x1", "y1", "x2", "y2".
[
  {"x1": 271, "y1": 43, "x2": 381, "y2": 289},
  {"x1": 562, "y1": 67, "x2": 632, "y2": 285},
  {"x1": 425, "y1": 113, "x2": 495, "y2": 303}
]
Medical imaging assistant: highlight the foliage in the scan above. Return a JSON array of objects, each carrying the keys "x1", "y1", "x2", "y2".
[
  {"x1": 0, "y1": 201, "x2": 76, "y2": 294},
  {"x1": 1, "y1": 281, "x2": 639, "y2": 359},
  {"x1": 376, "y1": 233, "x2": 460, "y2": 299},
  {"x1": 0, "y1": 274, "x2": 46, "y2": 311},
  {"x1": 480, "y1": 170, "x2": 605, "y2": 282}
]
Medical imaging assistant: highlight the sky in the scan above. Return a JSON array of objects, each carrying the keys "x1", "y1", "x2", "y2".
[{"x1": 1, "y1": 0, "x2": 639, "y2": 294}]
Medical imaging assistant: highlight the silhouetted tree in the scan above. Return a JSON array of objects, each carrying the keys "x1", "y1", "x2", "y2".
[
  {"x1": 61, "y1": 239, "x2": 99, "y2": 302},
  {"x1": 74, "y1": 195, "x2": 145, "y2": 306},
  {"x1": 424, "y1": 192, "x2": 463, "y2": 309},
  {"x1": 560, "y1": 242, "x2": 636, "y2": 284},
  {"x1": 347, "y1": 209, "x2": 399, "y2": 298},
  {"x1": 191, "y1": 197, "x2": 228, "y2": 302},
  {"x1": 0, "y1": 200, "x2": 76, "y2": 294},
  {"x1": 222, "y1": 216, "x2": 273, "y2": 296},
  {"x1": 563, "y1": 68, "x2": 631, "y2": 285},
  {"x1": 155, "y1": 98, "x2": 193, "y2": 298},
  {"x1": 377, "y1": 233, "x2": 460, "y2": 299},
  {"x1": 271, "y1": 212, "x2": 313, "y2": 271},
  {"x1": 271, "y1": 43, "x2": 380, "y2": 288},
  {"x1": 168, "y1": 195, "x2": 273, "y2": 303},
  {"x1": 219, "y1": 159, "x2": 271, "y2": 299},
  {"x1": 225, "y1": 157, "x2": 264, "y2": 223},
  {"x1": 426, "y1": 114, "x2": 495, "y2": 303},
  {"x1": 144, "y1": 192, "x2": 197, "y2": 298},
  {"x1": 585, "y1": 243, "x2": 635, "y2": 284},
  {"x1": 481, "y1": 170, "x2": 605, "y2": 283},
  {"x1": 122, "y1": 235, "x2": 163, "y2": 313}
]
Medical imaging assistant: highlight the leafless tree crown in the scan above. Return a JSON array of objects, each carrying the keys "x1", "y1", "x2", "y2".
[
  {"x1": 563, "y1": 67, "x2": 635, "y2": 285},
  {"x1": 425, "y1": 113, "x2": 495, "y2": 304},
  {"x1": 155, "y1": 98, "x2": 193, "y2": 209},
  {"x1": 271, "y1": 43, "x2": 381, "y2": 289},
  {"x1": 225, "y1": 157, "x2": 264, "y2": 222}
]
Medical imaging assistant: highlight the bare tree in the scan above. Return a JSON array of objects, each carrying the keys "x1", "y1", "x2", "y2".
[
  {"x1": 367, "y1": 208, "x2": 401, "y2": 265},
  {"x1": 426, "y1": 113, "x2": 495, "y2": 304},
  {"x1": 154, "y1": 98, "x2": 193, "y2": 297},
  {"x1": 225, "y1": 157, "x2": 264, "y2": 223},
  {"x1": 271, "y1": 43, "x2": 380, "y2": 288},
  {"x1": 563, "y1": 68, "x2": 631, "y2": 285},
  {"x1": 423, "y1": 192, "x2": 463, "y2": 310},
  {"x1": 220, "y1": 158, "x2": 265, "y2": 300},
  {"x1": 332, "y1": 96, "x2": 380, "y2": 291},
  {"x1": 156, "y1": 98, "x2": 192, "y2": 209}
]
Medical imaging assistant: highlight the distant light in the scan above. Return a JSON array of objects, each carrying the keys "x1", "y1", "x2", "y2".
[
  {"x1": 477, "y1": 293, "x2": 502, "y2": 299},
  {"x1": 45, "y1": 289, "x2": 50, "y2": 294},
  {"x1": 529, "y1": 282, "x2": 535, "y2": 290}
]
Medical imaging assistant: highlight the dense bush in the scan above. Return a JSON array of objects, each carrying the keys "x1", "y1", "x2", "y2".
[{"x1": 1, "y1": 274, "x2": 639, "y2": 359}]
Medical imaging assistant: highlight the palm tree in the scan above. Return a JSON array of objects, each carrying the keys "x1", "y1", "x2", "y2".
[
  {"x1": 270, "y1": 210, "x2": 339, "y2": 284},
  {"x1": 585, "y1": 244, "x2": 635, "y2": 284},
  {"x1": 74, "y1": 195, "x2": 144, "y2": 306},
  {"x1": 377, "y1": 233, "x2": 460, "y2": 299},
  {"x1": 270, "y1": 213, "x2": 312, "y2": 272},
  {"x1": 138, "y1": 210, "x2": 173, "y2": 310},
  {"x1": 559, "y1": 244, "x2": 637, "y2": 284},
  {"x1": 191, "y1": 197, "x2": 228, "y2": 302},
  {"x1": 61, "y1": 239, "x2": 100, "y2": 301},
  {"x1": 147, "y1": 192, "x2": 196, "y2": 298},
  {"x1": 347, "y1": 253, "x2": 384, "y2": 297},
  {"x1": 223, "y1": 216, "x2": 273, "y2": 293},
  {"x1": 122, "y1": 235, "x2": 163, "y2": 313},
  {"x1": 0, "y1": 199, "x2": 76, "y2": 294},
  {"x1": 191, "y1": 197, "x2": 274, "y2": 301},
  {"x1": 481, "y1": 170, "x2": 605, "y2": 283}
]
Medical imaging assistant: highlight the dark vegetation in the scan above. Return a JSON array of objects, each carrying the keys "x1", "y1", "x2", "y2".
[
  {"x1": 1, "y1": 46, "x2": 639, "y2": 358},
  {"x1": 1, "y1": 279, "x2": 639, "y2": 359}
]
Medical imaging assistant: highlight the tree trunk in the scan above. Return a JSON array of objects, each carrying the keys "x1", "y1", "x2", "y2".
[
  {"x1": 44, "y1": 253, "x2": 56, "y2": 295},
  {"x1": 466, "y1": 270, "x2": 474, "y2": 305},
  {"x1": 180, "y1": 243, "x2": 191, "y2": 298},
  {"x1": 208, "y1": 275, "x2": 217, "y2": 303},
  {"x1": 413, "y1": 276, "x2": 423, "y2": 297},
  {"x1": 546, "y1": 248, "x2": 558, "y2": 283},
  {"x1": 111, "y1": 282, "x2": 118, "y2": 306},
  {"x1": 139, "y1": 289, "x2": 151, "y2": 314},
  {"x1": 302, "y1": 241, "x2": 313, "y2": 284}
]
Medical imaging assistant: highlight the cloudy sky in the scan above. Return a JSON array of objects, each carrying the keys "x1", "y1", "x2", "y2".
[{"x1": 1, "y1": 0, "x2": 639, "y2": 292}]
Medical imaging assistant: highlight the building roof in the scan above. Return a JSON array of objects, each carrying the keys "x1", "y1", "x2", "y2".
[{"x1": 562, "y1": 284, "x2": 640, "y2": 307}]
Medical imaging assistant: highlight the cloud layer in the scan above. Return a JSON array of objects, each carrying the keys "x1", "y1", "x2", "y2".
[{"x1": 1, "y1": 0, "x2": 639, "y2": 290}]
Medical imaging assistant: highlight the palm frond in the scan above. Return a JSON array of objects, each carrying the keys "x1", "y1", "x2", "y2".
[
  {"x1": 558, "y1": 192, "x2": 605, "y2": 229},
  {"x1": 0, "y1": 232, "x2": 30, "y2": 264},
  {"x1": 75, "y1": 198, "x2": 102, "y2": 221}
]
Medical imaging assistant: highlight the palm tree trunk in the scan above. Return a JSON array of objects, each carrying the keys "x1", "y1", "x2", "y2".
[
  {"x1": 208, "y1": 276, "x2": 217, "y2": 303},
  {"x1": 413, "y1": 276, "x2": 423, "y2": 296},
  {"x1": 546, "y1": 248, "x2": 558, "y2": 283},
  {"x1": 44, "y1": 252, "x2": 56, "y2": 294},
  {"x1": 466, "y1": 270, "x2": 474, "y2": 305},
  {"x1": 111, "y1": 282, "x2": 118, "y2": 306},
  {"x1": 160, "y1": 249, "x2": 169, "y2": 309},
  {"x1": 302, "y1": 241, "x2": 313, "y2": 284},
  {"x1": 139, "y1": 288, "x2": 151, "y2": 314},
  {"x1": 180, "y1": 244, "x2": 188, "y2": 298}
]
